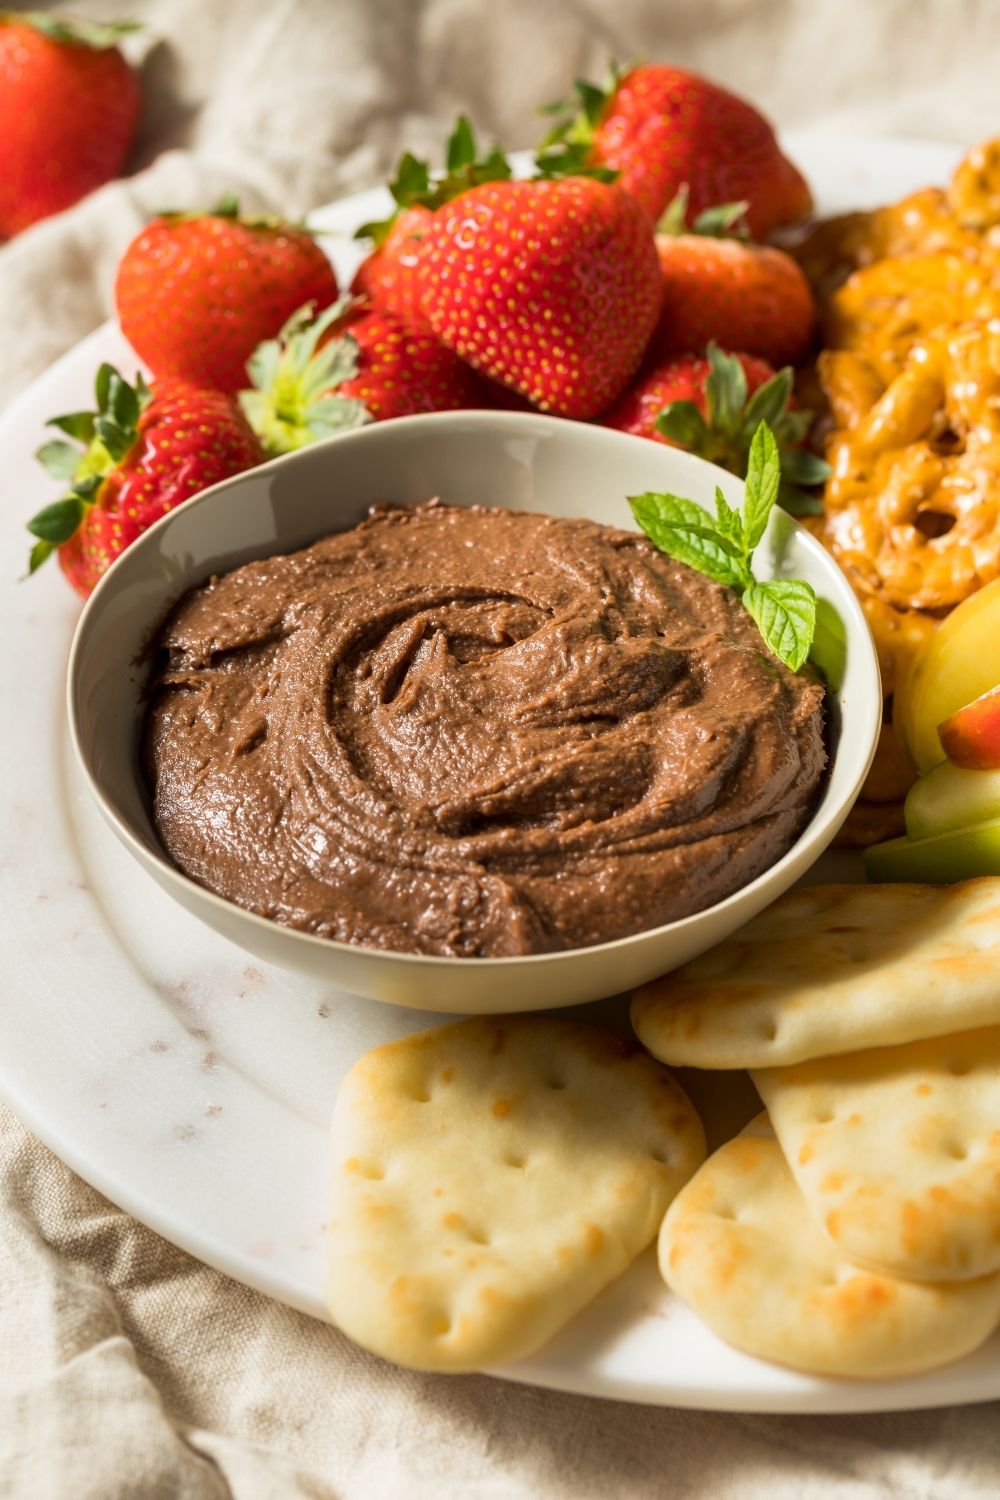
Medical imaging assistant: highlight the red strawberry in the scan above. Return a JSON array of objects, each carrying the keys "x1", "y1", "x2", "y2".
[
  {"x1": 0, "y1": 13, "x2": 141, "y2": 238},
  {"x1": 26, "y1": 365, "x2": 264, "y2": 597},
  {"x1": 239, "y1": 298, "x2": 488, "y2": 455},
  {"x1": 540, "y1": 64, "x2": 812, "y2": 238},
  {"x1": 602, "y1": 343, "x2": 829, "y2": 513},
  {"x1": 649, "y1": 192, "x2": 816, "y2": 367},
  {"x1": 350, "y1": 119, "x2": 512, "y2": 335},
  {"x1": 351, "y1": 205, "x2": 435, "y2": 334},
  {"x1": 114, "y1": 196, "x2": 339, "y2": 394},
  {"x1": 415, "y1": 176, "x2": 662, "y2": 419}
]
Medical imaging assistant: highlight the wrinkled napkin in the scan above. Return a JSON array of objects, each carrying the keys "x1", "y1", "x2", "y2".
[{"x1": 5, "y1": 0, "x2": 1000, "y2": 1494}]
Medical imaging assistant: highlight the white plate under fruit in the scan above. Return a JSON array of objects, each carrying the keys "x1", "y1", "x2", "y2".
[{"x1": 1, "y1": 133, "x2": 989, "y2": 1413}]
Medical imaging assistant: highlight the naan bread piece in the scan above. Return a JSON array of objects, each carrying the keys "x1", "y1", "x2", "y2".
[
  {"x1": 660, "y1": 1117, "x2": 1000, "y2": 1379},
  {"x1": 754, "y1": 1026, "x2": 1000, "y2": 1281},
  {"x1": 632, "y1": 878, "x2": 1000, "y2": 1070},
  {"x1": 326, "y1": 1017, "x2": 705, "y2": 1372}
]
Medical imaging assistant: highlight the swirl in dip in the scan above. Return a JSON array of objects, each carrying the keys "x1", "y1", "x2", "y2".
[{"x1": 143, "y1": 500, "x2": 826, "y2": 957}]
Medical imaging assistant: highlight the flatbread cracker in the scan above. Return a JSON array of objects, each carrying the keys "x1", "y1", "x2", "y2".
[
  {"x1": 632, "y1": 878, "x2": 1000, "y2": 1069},
  {"x1": 326, "y1": 1017, "x2": 705, "y2": 1372},
  {"x1": 754, "y1": 1026, "x2": 1000, "y2": 1282},
  {"x1": 660, "y1": 1116, "x2": 1000, "y2": 1379}
]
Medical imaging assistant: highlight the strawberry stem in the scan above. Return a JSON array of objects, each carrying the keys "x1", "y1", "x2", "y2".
[
  {"x1": 25, "y1": 363, "x2": 148, "y2": 572},
  {"x1": 239, "y1": 298, "x2": 371, "y2": 456},
  {"x1": 353, "y1": 117, "x2": 512, "y2": 244},
  {"x1": 655, "y1": 189, "x2": 750, "y2": 239},
  {"x1": 654, "y1": 344, "x2": 829, "y2": 515},
  {"x1": 1, "y1": 11, "x2": 141, "y2": 49}
]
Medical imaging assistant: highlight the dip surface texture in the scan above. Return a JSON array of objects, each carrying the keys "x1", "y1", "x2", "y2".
[{"x1": 143, "y1": 501, "x2": 826, "y2": 957}]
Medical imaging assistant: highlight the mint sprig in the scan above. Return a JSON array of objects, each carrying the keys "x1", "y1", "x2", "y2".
[{"x1": 628, "y1": 421, "x2": 817, "y2": 672}]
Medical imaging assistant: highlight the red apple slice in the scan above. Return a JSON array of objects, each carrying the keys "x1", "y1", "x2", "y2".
[{"x1": 939, "y1": 685, "x2": 1000, "y2": 770}]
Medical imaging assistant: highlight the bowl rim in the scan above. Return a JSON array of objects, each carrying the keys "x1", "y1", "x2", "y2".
[{"x1": 67, "y1": 408, "x2": 881, "y2": 971}]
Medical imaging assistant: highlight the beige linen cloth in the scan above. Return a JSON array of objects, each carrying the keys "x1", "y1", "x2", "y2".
[{"x1": 5, "y1": 1, "x2": 1000, "y2": 1494}]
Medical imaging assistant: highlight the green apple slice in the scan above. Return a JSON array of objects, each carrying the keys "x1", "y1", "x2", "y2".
[
  {"x1": 905, "y1": 761, "x2": 1000, "y2": 840},
  {"x1": 865, "y1": 818, "x2": 1000, "y2": 883}
]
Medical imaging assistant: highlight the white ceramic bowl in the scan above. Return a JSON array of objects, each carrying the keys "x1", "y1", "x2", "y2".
[{"x1": 68, "y1": 411, "x2": 880, "y2": 1013}]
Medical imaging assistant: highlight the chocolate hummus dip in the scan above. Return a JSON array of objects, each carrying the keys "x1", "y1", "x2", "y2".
[{"x1": 143, "y1": 501, "x2": 826, "y2": 957}]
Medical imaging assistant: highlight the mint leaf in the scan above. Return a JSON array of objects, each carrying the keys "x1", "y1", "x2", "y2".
[
  {"x1": 713, "y1": 485, "x2": 744, "y2": 550},
  {"x1": 743, "y1": 420, "x2": 781, "y2": 550},
  {"x1": 628, "y1": 420, "x2": 820, "y2": 671},
  {"x1": 629, "y1": 493, "x2": 748, "y2": 588},
  {"x1": 743, "y1": 580, "x2": 817, "y2": 671}
]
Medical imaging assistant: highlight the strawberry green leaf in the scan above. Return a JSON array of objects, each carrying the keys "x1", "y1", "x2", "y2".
[
  {"x1": 775, "y1": 409, "x2": 816, "y2": 447},
  {"x1": 656, "y1": 186, "x2": 690, "y2": 236},
  {"x1": 94, "y1": 417, "x2": 131, "y2": 464},
  {"x1": 108, "y1": 370, "x2": 139, "y2": 431},
  {"x1": 245, "y1": 337, "x2": 282, "y2": 394},
  {"x1": 12, "y1": 12, "x2": 141, "y2": 49},
  {"x1": 574, "y1": 78, "x2": 609, "y2": 128},
  {"x1": 534, "y1": 144, "x2": 617, "y2": 182},
  {"x1": 392, "y1": 152, "x2": 431, "y2": 207},
  {"x1": 655, "y1": 400, "x2": 709, "y2": 449},
  {"x1": 629, "y1": 493, "x2": 749, "y2": 589},
  {"x1": 239, "y1": 297, "x2": 370, "y2": 456},
  {"x1": 742, "y1": 367, "x2": 794, "y2": 435},
  {"x1": 536, "y1": 60, "x2": 620, "y2": 145},
  {"x1": 690, "y1": 201, "x2": 750, "y2": 239},
  {"x1": 743, "y1": 421, "x2": 781, "y2": 550},
  {"x1": 353, "y1": 215, "x2": 396, "y2": 245},
  {"x1": 94, "y1": 362, "x2": 115, "y2": 413},
  {"x1": 780, "y1": 447, "x2": 832, "y2": 487},
  {"x1": 26, "y1": 496, "x2": 85, "y2": 544},
  {"x1": 27, "y1": 539, "x2": 53, "y2": 574},
  {"x1": 742, "y1": 579, "x2": 817, "y2": 672},
  {"x1": 704, "y1": 343, "x2": 748, "y2": 437},
  {"x1": 47, "y1": 410, "x2": 96, "y2": 443},
  {"x1": 447, "y1": 116, "x2": 476, "y2": 172},
  {"x1": 135, "y1": 372, "x2": 153, "y2": 413},
  {"x1": 778, "y1": 485, "x2": 825, "y2": 517},
  {"x1": 477, "y1": 142, "x2": 512, "y2": 184},
  {"x1": 35, "y1": 440, "x2": 80, "y2": 481},
  {"x1": 72, "y1": 475, "x2": 101, "y2": 501}
]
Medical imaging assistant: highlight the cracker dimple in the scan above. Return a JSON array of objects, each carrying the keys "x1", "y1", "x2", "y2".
[
  {"x1": 632, "y1": 877, "x2": 1000, "y2": 1069},
  {"x1": 326, "y1": 1016, "x2": 706, "y2": 1373},
  {"x1": 660, "y1": 1116, "x2": 1000, "y2": 1378},
  {"x1": 754, "y1": 1024, "x2": 1000, "y2": 1281}
]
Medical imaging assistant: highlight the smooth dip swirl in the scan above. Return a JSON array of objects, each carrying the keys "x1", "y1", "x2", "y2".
[{"x1": 143, "y1": 501, "x2": 827, "y2": 957}]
